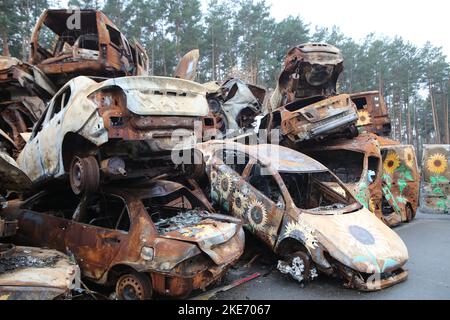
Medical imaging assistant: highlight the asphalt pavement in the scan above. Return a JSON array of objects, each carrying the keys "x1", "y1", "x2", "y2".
[{"x1": 213, "y1": 211, "x2": 450, "y2": 300}]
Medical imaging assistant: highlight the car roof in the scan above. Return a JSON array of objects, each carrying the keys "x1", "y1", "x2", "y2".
[{"x1": 202, "y1": 141, "x2": 328, "y2": 173}]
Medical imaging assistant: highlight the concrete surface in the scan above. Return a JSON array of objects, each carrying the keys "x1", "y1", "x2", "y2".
[{"x1": 213, "y1": 211, "x2": 450, "y2": 300}]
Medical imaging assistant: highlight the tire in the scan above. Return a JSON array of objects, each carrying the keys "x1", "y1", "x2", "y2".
[
  {"x1": 69, "y1": 156, "x2": 100, "y2": 195},
  {"x1": 116, "y1": 272, "x2": 153, "y2": 300},
  {"x1": 405, "y1": 204, "x2": 415, "y2": 223}
]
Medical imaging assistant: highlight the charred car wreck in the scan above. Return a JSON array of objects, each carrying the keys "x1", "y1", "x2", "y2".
[
  {"x1": 5, "y1": 180, "x2": 244, "y2": 299},
  {"x1": 261, "y1": 43, "x2": 359, "y2": 146},
  {"x1": 196, "y1": 141, "x2": 409, "y2": 291},
  {"x1": 29, "y1": 9, "x2": 148, "y2": 87},
  {"x1": 0, "y1": 152, "x2": 80, "y2": 300}
]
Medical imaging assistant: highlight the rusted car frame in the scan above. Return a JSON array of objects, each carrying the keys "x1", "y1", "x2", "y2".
[
  {"x1": 196, "y1": 141, "x2": 409, "y2": 291},
  {"x1": 4, "y1": 180, "x2": 244, "y2": 299},
  {"x1": 17, "y1": 75, "x2": 209, "y2": 194},
  {"x1": 351, "y1": 91, "x2": 392, "y2": 137},
  {"x1": 420, "y1": 144, "x2": 450, "y2": 214},
  {"x1": 29, "y1": 9, "x2": 148, "y2": 86},
  {"x1": 0, "y1": 56, "x2": 56, "y2": 156},
  {"x1": 303, "y1": 133, "x2": 384, "y2": 220}
]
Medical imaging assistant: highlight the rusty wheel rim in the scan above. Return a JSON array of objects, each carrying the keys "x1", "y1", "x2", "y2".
[
  {"x1": 117, "y1": 275, "x2": 148, "y2": 300},
  {"x1": 70, "y1": 156, "x2": 85, "y2": 195}
]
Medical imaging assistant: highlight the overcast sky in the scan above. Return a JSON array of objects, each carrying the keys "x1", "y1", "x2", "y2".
[{"x1": 266, "y1": 0, "x2": 450, "y2": 60}]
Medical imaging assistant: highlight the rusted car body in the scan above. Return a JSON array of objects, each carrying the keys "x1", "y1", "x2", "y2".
[
  {"x1": 303, "y1": 133, "x2": 383, "y2": 219},
  {"x1": 0, "y1": 245, "x2": 81, "y2": 300},
  {"x1": 261, "y1": 43, "x2": 358, "y2": 145},
  {"x1": 0, "y1": 152, "x2": 80, "y2": 300},
  {"x1": 29, "y1": 9, "x2": 149, "y2": 86},
  {"x1": 195, "y1": 141, "x2": 409, "y2": 291},
  {"x1": 17, "y1": 75, "x2": 209, "y2": 194},
  {"x1": 380, "y1": 144, "x2": 420, "y2": 226},
  {"x1": 351, "y1": 91, "x2": 392, "y2": 137},
  {"x1": 0, "y1": 56, "x2": 56, "y2": 155},
  {"x1": 4, "y1": 180, "x2": 244, "y2": 299},
  {"x1": 420, "y1": 144, "x2": 450, "y2": 214},
  {"x1": 269, "y1": 43, "x2": 344, "y2": 109},
  {"x1": 260, "y1": 94, "x2": 359, "y2": 147}
]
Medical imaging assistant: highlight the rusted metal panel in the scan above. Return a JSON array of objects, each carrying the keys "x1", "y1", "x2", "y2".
[
  {"x1": 381, "y1": 145, "x2": 420, "y2": 225},
  {"x1": 351, "y1": 91, "x2": 392, "y2": 137},
  {"x1": 420, "y1": 144, "x2": 450, "y2": 214},
  {"x1": 5, "y1": 180, "x2": 244, "y2": 299},
  {"x1": 0, "y1": 246, "x2": 80, "y2": 300},
  {"x1": 29, "y1": 9, "x2": 149, "y2": 86},
  {"x1": 174, "y1": 49, "x2": 199, "y2": 81},
  {"x1": 303, "y1": 133, "x2": 384, "y2": 221},
  {"x1": 196, "y1": 140, "x2": 409, "y2": 291}
]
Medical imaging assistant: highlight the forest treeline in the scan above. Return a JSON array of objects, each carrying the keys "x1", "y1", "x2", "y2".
[{"x1": 0, "y1": 0, "x2": 449, "y2": 159}]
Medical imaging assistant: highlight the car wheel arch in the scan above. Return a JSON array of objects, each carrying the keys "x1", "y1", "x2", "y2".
[{"x1": 61, "y1": 132, "x2": 98, "y2": 173}]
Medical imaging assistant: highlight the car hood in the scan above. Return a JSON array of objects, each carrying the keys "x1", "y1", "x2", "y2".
[
  {"x1": 159, "y1": 214, "x2": 243, "y2": 265},
  {"x1": 0, "y1": 151, "x2": 32, "y2": 193},
  {"x1": 300, "y1": 208, "x2": 408, "y2": 274},
  {"x1": 0, "y1": 246, "x2": 80, "y2": 300}
]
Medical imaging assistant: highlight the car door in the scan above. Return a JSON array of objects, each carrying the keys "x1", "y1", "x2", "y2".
[
  {"x1": 38, "y1": 84, "x2": 72, "y2": 177},
  {"x1": 18, "y1": 107, "x2": 49, "y2": 182},
  {"x1": 64, "y1": 193, "x2": 129, "y2": 280},
  {"x1": 133, "y1": 41, "x2": 149, "y2": 76},
  {"x1": 240, "y1": 161, "x2": 286, "y2": 248},
  {"x1": 14, "y1": 192, "x2": 71, "y2": 253}
]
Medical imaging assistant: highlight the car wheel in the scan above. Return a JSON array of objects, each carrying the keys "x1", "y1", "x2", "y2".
[
  {"x1": 69, "y1": 156, "x2": 100, "y2": 195},
  {"x1": 406, "y1": 204, "x2": 414, "y2": 222},
  {"x1": 277, "y1": 251, "x2": 317, "y2": 283},
  {"x1": 116, "y1": 272, "x2": 153, "y2": 300}
]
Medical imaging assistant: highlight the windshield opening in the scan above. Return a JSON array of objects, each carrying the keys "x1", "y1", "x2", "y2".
[
  {"x1": 281, "y1": 171, "x2": 356, "y2": 213},
  {"x1": 305, "y1": 150, "x2": 364, "y2": 184},
  {"x1": 141, "y1": 189, "x2": 208, "y2": 234}
]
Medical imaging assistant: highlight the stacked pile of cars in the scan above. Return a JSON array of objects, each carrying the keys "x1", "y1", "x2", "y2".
[{"x1": 0, "y1": 9, "x2": 422, "y2": 299}]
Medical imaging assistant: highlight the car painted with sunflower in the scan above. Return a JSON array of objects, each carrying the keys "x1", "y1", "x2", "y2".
[
  {"x1": 420, "y1": 144, "x2": 450, "y2": 214},
  {"x1": 303, "y1": 133, "x2": 384, "y2": 220},
  {"x1": 380, "y1": 144, "x2": 420, "y2": 226},
  {"x1": 195, "y1": 140, "x2": 409, "y2": 291}
]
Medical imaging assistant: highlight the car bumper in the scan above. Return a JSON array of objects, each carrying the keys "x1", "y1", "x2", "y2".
[{"x1": 310, "y1": 113, "x2": 359, "y2": 137}]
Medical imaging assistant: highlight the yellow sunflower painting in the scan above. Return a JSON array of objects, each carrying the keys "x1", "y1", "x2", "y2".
[
  {"x1": 384, "y1": 151, "x2": 400, "y2": 175},
  {"x1": 426, "y1": 153, "x2": 448, "y2": 175},
  {"x1": 357, "y1": 110, "x2": 372, "y2": 126}
]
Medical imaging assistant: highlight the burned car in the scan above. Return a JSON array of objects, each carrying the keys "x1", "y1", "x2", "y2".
[
  {"x1": 0, "y1": 152, "x2": 80, "y2": 300},
  {"x1": 4, "y1": 180, "x2": 244, "y2": 299},
  {"x1": 206, "y1": 78, "x2": 266, "y2": 137},
  {"x1": 303, "y1": 133, "x2": 384, "y2": 220},
  {"x1": 420, "y1": 144, "x2": 450, "y2": 214},
  {"x1": 260, "y1": 93, "x2": 359, "y2": 147},
  {"x1": 261, "y1": 43, "x2": 358, "y2": 146},
  {"x1": 195, "y1": 141, "x2": 409, "y2": 291},
  {"x1": 351, "y1": 91, "x2": 392, "y2": 137},
  {"x1": 380, "y1": 144, "x2": 420, "y2": 226},
  {"x1": 29, "y1": 9, "x2": 148, "y2": 86},
  {"x1": 0, "y1": 244, "x2": 81, "y2": 300},
  {"x1": 17, "y1": 75, "x2": 209, "y2": 194},
  {"x1": 0, "y1": 56, "x2": 56, "y2": 155}
]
